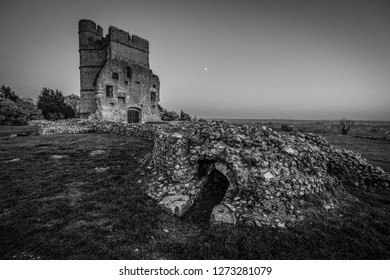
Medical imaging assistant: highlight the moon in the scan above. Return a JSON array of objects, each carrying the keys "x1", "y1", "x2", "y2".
[{"x1": 204, "y1": 67, "x2": 207, "y2": 71}]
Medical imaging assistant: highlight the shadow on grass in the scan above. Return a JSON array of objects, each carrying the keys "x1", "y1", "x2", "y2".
[
  {"x1": 157, "y1": 186, "x2": 390, "y2": 260},
  {"x1": 1, "y1": 133, "x2": 389, "y2": 259}
]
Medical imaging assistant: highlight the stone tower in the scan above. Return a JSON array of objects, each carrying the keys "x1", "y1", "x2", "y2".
[{"x1": 78, "y1": 19, "x2": 161, "y2": 123}]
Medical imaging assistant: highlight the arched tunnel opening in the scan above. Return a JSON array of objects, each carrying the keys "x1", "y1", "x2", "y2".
[{"x1": 182, "y1": 168, "x2": 230, "y2": 226}]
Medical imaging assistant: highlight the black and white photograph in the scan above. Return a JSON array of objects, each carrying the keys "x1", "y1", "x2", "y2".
[{"x1": 0, "y1": 0, "x2": 389, "y2": 278}]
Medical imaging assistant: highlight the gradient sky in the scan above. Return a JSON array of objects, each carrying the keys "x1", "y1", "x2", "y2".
[{"x1": 1, "y1": 0, "x2": 389, "y2": 120}]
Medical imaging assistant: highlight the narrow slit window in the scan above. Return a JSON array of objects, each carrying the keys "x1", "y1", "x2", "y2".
[
  {"x1": 125, "y1": 67, "x2": 132, "y2": 78},
  {"x1": 106, "y1": 85, "x2": 113, "y2": 98},
  {"x1": 112, "y1": 72, "x2": 119, "y2": 80},
  {"x1": 151, "y1": 92, "x2": 156, "y2": 102}
]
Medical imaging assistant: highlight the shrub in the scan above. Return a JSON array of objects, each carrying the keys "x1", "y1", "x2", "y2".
[
  {"x1": 37, "y1": 88, "x2": 75, "y2": 120},
  {"x1": 161, "y1": 110, "x2": 179, "y2": 121},
  {"x1": 0, "y1": 97, "x2": 28, "y2": 125},
  {"x1": 0, "y1": 84, "x2": 18, "y2": 102},
  {"x1": 64, "y1": 94, "x2": 80, "y2": 118},
  {"x1": 281, "y1": 124, "x2": 294, "y2": 132},
  {"x1": 339, "y1": 118, "x2": 355, "y2": 135},
  {"x1": 179, "y1": 110, "x2": 191, "y2": 121},
  {"x1": 16, "y1": 98, "x2": 43, "y2": 121}
]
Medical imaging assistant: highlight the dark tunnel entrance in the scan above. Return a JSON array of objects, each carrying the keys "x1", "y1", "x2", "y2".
[{"x1": 182, "y1": 168, "x2": 230, "y2": 226}]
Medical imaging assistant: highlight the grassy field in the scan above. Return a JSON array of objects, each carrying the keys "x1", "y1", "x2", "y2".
[
  {"x1": 0, "y1": 124, "x2": 390, "y2": 259},
  {"x1": 225, "y1": 119, "x2": 390, "y2": 139}
]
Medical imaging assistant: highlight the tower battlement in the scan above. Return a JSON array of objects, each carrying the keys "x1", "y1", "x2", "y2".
[
  {"x1": 108, "y1": 26, "x2": 149, "y2": 53},
  {"x1": 78, "y1": 19, "x2": 103, "y2": 37},
  {"x1": 78, "y1": 19, "x2": 160, "y2": 123}
]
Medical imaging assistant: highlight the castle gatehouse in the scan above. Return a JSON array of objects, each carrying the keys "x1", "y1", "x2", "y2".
[{"x1": 78, "y1": 19, "x2": 161, "y2": 123}]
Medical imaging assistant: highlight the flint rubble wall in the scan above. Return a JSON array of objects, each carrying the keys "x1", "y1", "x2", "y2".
[{"x1": 29, "y1": 119, "x2": 390, "y2": 228}]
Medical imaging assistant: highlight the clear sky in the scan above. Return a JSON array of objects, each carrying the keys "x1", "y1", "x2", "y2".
[{"x1": 1, "y1": 0, "x2": 389, "y2": 120}]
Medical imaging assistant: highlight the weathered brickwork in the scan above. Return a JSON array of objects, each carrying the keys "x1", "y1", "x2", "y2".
[{"x1": 78, "y1": 19, "x2": 161, "y2": 123}]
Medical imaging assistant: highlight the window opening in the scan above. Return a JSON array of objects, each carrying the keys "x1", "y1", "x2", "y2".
[
  {"x1": 151, "y1": 92, "x2": 156, "y2": 102},
  {"x1": 106, "y1": 85, "x2": 113, "y2": 98},
  {"x1": 125, "y1": 67, "x2": 132, "y2": 78}
]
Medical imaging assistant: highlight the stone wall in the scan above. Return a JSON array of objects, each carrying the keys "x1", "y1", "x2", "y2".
[
  {"x1": 78, "y1": 19, "x2": 160, "y2": 122},
  {"x1": 146, "y1": 121, "x2": 390, "y2": 228},
  {"x1": 109, "y1": 26, "x2": 149, "y2": 54},
  {"x1": 78, "y1": 19, "x2": 108, "y2": 116},
  {"x1": 94, "y1": 60, "x2": 160, "y2": 123},
  {"x1": 30, "y1": 119, "x2": 390, "y2": 228},
  {"x1": 29, "y1": 119, "x2": 158, "y2": 140}
]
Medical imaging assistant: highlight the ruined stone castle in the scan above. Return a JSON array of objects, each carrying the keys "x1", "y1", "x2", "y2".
[{"x1": 78, "y1": 19, "x2": 161, "y2": 123}]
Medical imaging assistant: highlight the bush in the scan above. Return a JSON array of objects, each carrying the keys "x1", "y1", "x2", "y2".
[
  {"x1": 0, "y1": 84, "x2": 18, "y2": 102},
  {"x1": 179, "y1": 110, "x2": 191, "y2": 121},
  {"x1": 37, "y1": 88, "x2": 75, "y2": 120},
  {"x1": 281, "y1": 124, "x2": 294, "y2": 132},
  {"x1": 16, "y1": 98, "x2": 43, "y2": 121},
  {"x1": 64, "y1": 94, "x2": 80, "y2": 118},
  {"x1": 161, "y1": 110, "x2": 179, "y2": 121},
  {"x1": 0, "y1": 84, "x2": 43, "y2": 124},
  {"x1": 0, "y1": 97, "x2": 28, "y2": 125},
  {"x1": 339, "y1": 118, "x2": 355, "y2": 135}
]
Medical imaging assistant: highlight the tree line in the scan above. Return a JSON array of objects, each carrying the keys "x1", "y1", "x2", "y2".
[
  {"x1": 1, "y1": 84, "x2": 204, "y2": 125},
  {"x1": 0, "y1": 85, "x2": 80, "y2": 125}
]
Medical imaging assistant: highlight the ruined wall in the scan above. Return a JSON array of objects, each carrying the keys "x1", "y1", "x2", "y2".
[
  {"x1": 146, "y1": 121, "x2": 390, "y2": 228},
  {"x1": 78, "y1": 19, "x2": 161, "y2": 123},
  {"x1": 94, "y1": 60, "x2": 160, "y2": 123},
  {"x1": 29, "y1": 119, "x2": 158, "y2": 140},
  {"x1": 30, "y1": 119, "x2": 390, "y2": 229},
  {"x1": 78, "y1": 20, "x2": 108, "y2": 116},
  {"x1": 109, "y1": 26, "x2": 149, "y2": 67}
]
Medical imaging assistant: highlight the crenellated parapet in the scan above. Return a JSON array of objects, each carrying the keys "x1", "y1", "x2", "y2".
[
  {"x1": 108, "y1": 26, "x2": 149, "y2": 53},
  {"x1": 78, "y1": 19, "x2": 103, "y2": 37},
  {"x1": 78, "y1": 19, "x2": 160, "y2": 121}
]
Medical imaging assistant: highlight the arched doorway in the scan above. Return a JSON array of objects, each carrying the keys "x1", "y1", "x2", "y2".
[
  {"x1": 182, "y1": 169, "x2": 230, "y2": 225},
  {"x1": 127, "y1": 108, "x2": 141, "y2": 123}
]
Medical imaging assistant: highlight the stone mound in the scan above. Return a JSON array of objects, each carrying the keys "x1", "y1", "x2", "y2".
[
  {"x1": 146, "y1": 121, "x2": 390, "y2": 228},
  {"x1": 30, "y1": 119, "x2": 390, "y2": 228}
]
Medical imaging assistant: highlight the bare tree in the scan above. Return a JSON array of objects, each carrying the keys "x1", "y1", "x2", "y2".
[{"x1": 339, "y1": 118, "x2": 355, "y2": 135}]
